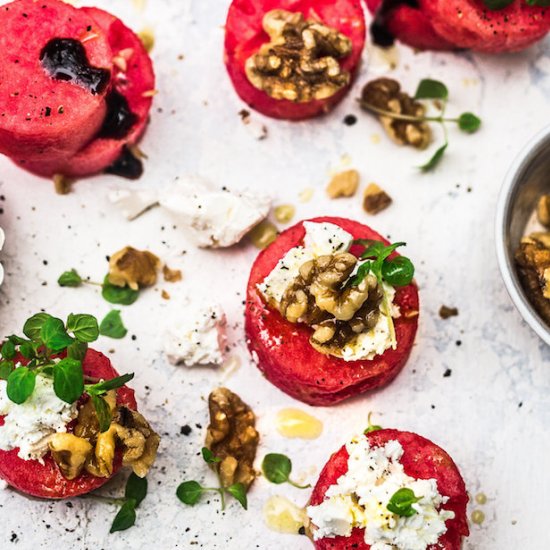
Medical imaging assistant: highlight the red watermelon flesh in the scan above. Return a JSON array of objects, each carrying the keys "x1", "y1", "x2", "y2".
[
  {"x1": 309, "y1": 430, "x2": 469, "y2": 549},
  {"x1": 245, "y1": 217, "x2": 419, "y2": 406},
  {"x1": 0, "y1": 0, "x2": 113, "y2": 161},
  {"x1": 15, "y1": 6, "x2": 155, "y2": 179},
  {"x1": 0, "y1": 349, "x2": 137, "y2": 499},
  {"x1": 419, "y1": 0, "x2": 550, "y2": 52},
  {"x1": 367, "y1": 0, "x2": 455, "y2": 51},
  {"x1": 224, "y1": 0, "x2": 366, "y2": 120}
]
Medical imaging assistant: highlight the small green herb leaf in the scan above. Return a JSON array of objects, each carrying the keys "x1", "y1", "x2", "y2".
[
  {"x1": 40, "y1": 316, "x2": 73, "y2": 352},
  {"x1": 102, "y1": 275, "x2": 140, "y2": 306},
  {"x1": 7, "y1": 367, "x2": 36, "y2": 404},
  {"x1": 0, "y1": 361, "x2": 14, "y2": 380},
  {"x1": 53, "y1": 358, "x2": 84, "y2": 403},
  {"x1": 482, "y1": 0, "x2": 514, "y2": 9},
  {"x1": 226, "y1": 483, "x2": 248, "y2": 510},
  {"x1": 262, "y1": 453, "x2": 292, "y2": 485},
  {"x1": 91, "y1": 394, "x2": 112, "y2": 432},
  {"x1": 381, "y1": 256, "x2": 415, "y2": 287},
  {"x1": 387, "y1": 488, "x2": 421, "y2": 517},
  {"x1": 1, "y1": 340, "x2": 16, "y2": 360},
  {"x1": 125, "y1": 473, "x2": 148, "y2": 507},
  {"x1": 110, "y1": 499, "x2": 137, "y2": 533},
  {"x1": 58, "y1": 269, "x2": 83, "y2": 288},
  {"x1": 414, "y1": 79, "x2": 448, "y2": 101},
  {"x1": 19, "y1": 341, "x2": 36, "y2": 359},
  {"x1": 176, "y1": 481, "x2": 204, "y2": 506},
  {"x1": 419, "y1": 143, "x2": 448, "y2": 172},
  {"x1": 201, "y1": 447, "x2": 221, "y2": 464},
  {"x1": 86, "y1": 373, "x2": 134, "y2": 396},
  {"x1": 66, "y1": 314, "x2": 99, "y2": 343},
  {"x1": 99, "y1": 310, "x2": 128, "y2": 339},
  {"x1": 23, "y1": 313, "x2": 52, "y2": 340},
  {"x1": 66, "y1": 340, "x2": 88, "y2": 362},
  {"x1": 349, "y1": 262, "x2": 372, "y2": 287},
  {"x1": 458, "y1": 112, "x2": 481, "y2": 134}
]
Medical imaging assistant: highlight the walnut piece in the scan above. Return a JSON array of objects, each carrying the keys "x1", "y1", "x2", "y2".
[
  {"x1": 245, "y1": 10, "x2": 352, "y2": 103},
  {"x1": 326, "y1": 170, "x2": 360, "y2": 199},
  {"x1": 49, "y1": 433, "x2": 93, "y2": 480},
  {"x1": 363, "y1": 183, "x2": 392, "y2": 215},
  {"x1": 360, "y1": 78, "x2": 431, "y2": 149},
  {"x1": 163, "y1": 265, "x2": 182, "y2": 283},
  {"x1": 205, "y1": 387, "x2": 259, "y2": 489},
  {"x1": 537, "y1": 195, "x2": 550, "y2": 228},
  {"x1": 108, "y1": 246, "x2": 161, "y2": 290}
]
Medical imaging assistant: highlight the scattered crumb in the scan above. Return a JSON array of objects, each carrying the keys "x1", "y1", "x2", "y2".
[
  {"x1": 161, "y1": 289, "x2": 170, "y2": 300},
  {"x1": 326, "y1": 169, "x2": 359, "y2": 199},
  {"x1": 238, "y1": 109, "x2": 268, "y2": 140},
  {"x1": 53, "y1": 174, "x2": 74, "y2": 195},
  {"x1": 343, "y1": 114, "x2": 357, "y2": 126},
  {"x1": 443, "y1": 369, "x2": 452, "y2": 378},
  {"x1": 439, "y1": 305, "x2": 459, "y2": 319},
  {"x1": 363, "y1": 183, "x2": 392, "y2": 214},
  {"x1": 163, "y1": 265, "x2": 182, "y2": 283}
]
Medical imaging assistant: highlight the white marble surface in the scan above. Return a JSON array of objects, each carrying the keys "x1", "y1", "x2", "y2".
[{"x1": 0, "y1": 0, "x2": 549, "y2": 548}]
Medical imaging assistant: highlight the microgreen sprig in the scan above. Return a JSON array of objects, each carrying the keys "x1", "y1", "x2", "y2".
[
  {"x1": 359, "y1": 78, "x2": 481, "y2": 172},
  {"x1": 0, "y1": 313, "x2": 134, "y2": 431},
  {"x1": 176, "y1": 447, "x2": 248, "y2": 511},
  {"x1": 364, "y1": 412, "x2": 382, "y2": 434},
  {"x1": 387, "y1": 488, "x2": 421, "y2": 517},
  {"x1": 261, "y1": 453, "x2": 311, "y2": 489}
]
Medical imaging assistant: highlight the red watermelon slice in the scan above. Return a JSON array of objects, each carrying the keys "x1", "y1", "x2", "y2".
[
  {"x1": 309, "y1": 429, "x2": 469, "y2": 549},
  {"x1": 224, "y1": 0, "x2": 366, "y2": 120},
  {"x1": 0, "y1": 349, "x2": 137, "y2": 499},
  {"x1": 245, "y1": 217, "x2": 419, "y2": 406},
  {"x1": 0, "y1": 0, "x2": 113, "y2": 161}
]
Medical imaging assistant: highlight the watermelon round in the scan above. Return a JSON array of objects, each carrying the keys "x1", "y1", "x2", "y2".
[
  {"x1": 224, "y1": 0, "x2": 366, "y2": 120},
  {"x1": 245, "y1": 217, "x2": 419, "y2": 406},
  {"x1": 309, "y1": 429, "x2": 469, "y2": 549},
  {"x1": 0, "y1": 349, "x2": 137, "y2": 499}
]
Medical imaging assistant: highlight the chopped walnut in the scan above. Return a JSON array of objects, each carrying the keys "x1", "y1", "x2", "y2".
[
  {"x1": 163, "y1": 265, "x2": 182, "y2": 283},
  {"x1": 326, "y1": 170, "x2": 360, "y2": 199},
  {"x1": 537, "y1": 195, "x2": 550, "y2": 228},
  {"x1": 245, "y1": 10, "x2": 352, "y2": 103},
  {"x1": 439, "y1": 305, "x2": 458, "y2": 320},
  {"x1": 205, "y1": 387, "x2": 259, "y2": 489},
  {"x1": 49, "y1": 433, "x2": 93, "y2": 480},
  {"x1": 108, "y1": 246, "x2": 161, "y2": 290},
  {"x1": 360, "y1": 78, "x2": 431, "y2": 149},
  {"x1": 363, "y1": 183, "x2": 392, "y2": 214}
]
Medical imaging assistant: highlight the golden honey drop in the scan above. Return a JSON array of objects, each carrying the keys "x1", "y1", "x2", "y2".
[
  {"x1": 276, "y1": 408, "x2": 323, "y2": 440},
  {"x1": 263, "y1": 496, "x2": 307, "y2": 534},
  {"x1": 471, "y1": 510, "x2": 485, "y2": 525}
]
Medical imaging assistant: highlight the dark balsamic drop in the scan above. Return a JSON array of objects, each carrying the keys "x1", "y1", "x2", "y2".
[
  {"x1": 105, "y1": 146, "x2": 143, "y2": 180},
  {"x1": 40, "y1": 38, "x2": 110, "y2": 95},
  {"x1": 370, "y1": 0, "x2": 418, "y2": 47},
  {"x1": 99, "y1": 90, "x2": 138, "y2": 139}
]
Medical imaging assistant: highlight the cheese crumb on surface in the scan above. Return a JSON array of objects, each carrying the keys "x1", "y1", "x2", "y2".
[
  {"x1": 307, "y1": 438, "x2": 454, "y2": 550},
  {"x1": 0, "y1": 374, "x2": 78, "y2": 462}
]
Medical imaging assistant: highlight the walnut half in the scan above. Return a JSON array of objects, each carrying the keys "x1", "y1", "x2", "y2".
[
  {"x1": 108, "y1": 246, "x2": 161, "y2": 291},
  {"x1": 205, "y1": 388, "x2": 259, "y2": 489}
]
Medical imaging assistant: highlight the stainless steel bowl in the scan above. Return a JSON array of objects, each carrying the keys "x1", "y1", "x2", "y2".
[{"x1": 496, "y1": 126, "x2": 550, "y2": 345}]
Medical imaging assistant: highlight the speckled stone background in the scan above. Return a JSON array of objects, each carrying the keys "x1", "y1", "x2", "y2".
[{"x1": 0, "y1": 0, "x2": 549, "y2": 548}]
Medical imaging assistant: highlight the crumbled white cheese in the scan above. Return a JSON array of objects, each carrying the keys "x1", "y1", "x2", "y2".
[
  {"x1": 0, "y1": 227, "x2": 4, "y2": 286},
  {"x1": 0, "y1": 374, "x2": 78, "y2": 462},
  {"x1": 159, "y1": 177, "x2": 271, "y2": 248},
  {"x1": 302, "y1": 222, "x2": 353, "y2": 256},
  {"x1": 108, "y1": 188, "x2": 159, "y2": 220},
  {"x1": 307, "y1": 437, "x2": 454, "y2": 550},
  {"x1": 164, "y1": 304, "x2": 227, "y2": 367}
]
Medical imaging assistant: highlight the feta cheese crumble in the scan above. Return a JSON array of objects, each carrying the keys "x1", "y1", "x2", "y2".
[
  {"x1": 164, "y1": 304, "x2": 227, "y2": 367},
  {"x1": 307, "y1": 438, "x2": 454, "y2": 550},
  {"x1": 0, "y1": 374, "x2": 78, "y2": 461},
  {"x1": 159, "y1": 177, "x2": 271, "y2": 248}
]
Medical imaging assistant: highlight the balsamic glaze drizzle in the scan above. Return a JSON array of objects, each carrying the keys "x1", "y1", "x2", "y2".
[{"x1": 105, "y1": 146, "x2": 143, "y2": 180}]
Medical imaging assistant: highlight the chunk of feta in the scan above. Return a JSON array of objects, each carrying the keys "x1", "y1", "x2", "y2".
[
  {"x1": 0, "y1": 374, "x2": 78, "y2": 462},
  {"x1": 164, "y1": 304, "x2": 227, "y2": 367},
  {"x1": 302, "y1": 222, "x2": 353, "y2": 256},
  {"x1": 307, "y1": 437, "x2": 455, "y2": 550},
  {"x1": 108, "y1": 188, "x2": 159, "y2": 221},
  {"x1": 159, "y1": 177, "x2": 271, "y2": 248}
]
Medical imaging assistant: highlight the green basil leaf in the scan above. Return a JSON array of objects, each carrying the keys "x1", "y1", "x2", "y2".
[
  {"x1": 382, "y1": 256, "x2": 415, "y2": 287},
  {"x1": 262, "y1": 453, "x2": 292, "y2": 484},
  {"x1": 414, "y1": 79, "x2": 448, "y2": 100},
  {"x1": 91, "y1": 394, "x2": 112, "y2": 432},
  {"x1": 419, "y1": 143, "x2": 448, "y2": 172},
  {"x1": 99, "y1": 310, "x2": 128, "y2": 339},
  {"x1": 57, "y1": 269, "x2": 83, "y2": 288},
  {"x1": 102, "y1": 275, "x2": 139, "y2": 306},
  {"x1": 482, "y1": 0, "x2": 515, "y2": 9},
  {"x1": 201, "y1": 447, "x2": 221, "y2": 464},
  {"x1": 0, "y1": 361, "x2": 14, "y2": 380},
  {"x1": 40, "y1": 316, "x2": 73, "y2": 352},
  {"x1": 110, "y1": 499, "x2": 137, "y2": 533},
  {"x1": 66, "y1": 314, "x2": 99, "y2": 343},
  {"x1": 66, "y1": 340, "x2": 88, "y2": 362},
  {"x1": 226, "y1": 483, "x2": 248, "y2": 510},
  {"x1": 1, "y1": 340, "x2": 16, "y2": 360},
  {"x1": 125, "y1": 473, "x2": 148, "y2": 507},
  {"x1": 6, "y1": 367, "x2": 36, "y2": 404},
  {"x1": 85, "y1": 373, "x2": 134, "y2": 396},
  {"x1": 458, "y1": 112, "x2": 482, "y2": 134},
  {"x1": 19, "y1": 342, "x2": 35, "y2": 359},
  {"x1": 387, "y1": 488, "x2": 421, "y2": 517},
  {"x1": 23, "y1": 313, "x2": 52, "y2": 340},
  {"x1": 176, "y1": 481, "x2": 204, "y2": 506},
  {"x1": 53, "y1": 358, "x2": 84, "y2": 403}
]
